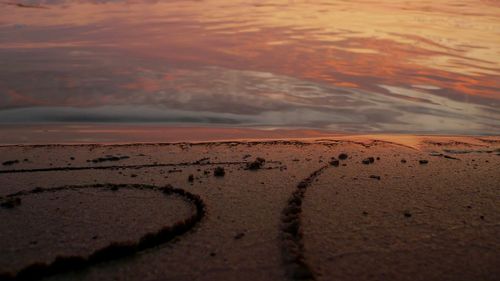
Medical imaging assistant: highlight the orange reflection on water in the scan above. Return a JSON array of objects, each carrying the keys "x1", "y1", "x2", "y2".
[{"x1": 0, "y1": 0, "x2": 499, "y2": 133}]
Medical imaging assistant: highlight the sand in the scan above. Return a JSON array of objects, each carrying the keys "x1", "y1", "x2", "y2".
[{"x1": 0, "y1": 135, "x2": 498, "y2": 281}]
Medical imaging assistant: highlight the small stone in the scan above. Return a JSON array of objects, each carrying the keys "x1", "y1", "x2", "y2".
[
  {"x1": 362, "y1": 158, "x2": 372, "y2": 164},
  {"x1": 419, "y1": 160, "x2": 429, "y2": 164},
  {"x1": 214, "y1": 167, "x2": 225, "y2": 177},
  {"x1": 369, "y1": 175, "x2": 381, "y2": 180},
  {"x1": 401, "y1": 159, "x2": 407, "y2": 163},
  {"x1": 188, "y1": 174, "x2": 194, "y2": 182},
  {"x1": 247, "y1": 158, "x2": 265, "y2": 170},
  {"x1": 330, "y1": 159, "x2": 340, "y2": 167},
  {"x1": 338, "y1": 153, "x2": 348, "y2": 160},
  {"x1": 404, "y1": 210, "x2": 412, "y2": 218},
  {"x1": 234, "y1": 233, "x2": 245, "y2": 240}
]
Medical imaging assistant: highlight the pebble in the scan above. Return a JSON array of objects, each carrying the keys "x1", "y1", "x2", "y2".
[
  {"x1": 330, "y1": 159, "x2": 340, "y2": 167},
  {"x1": 214, "y1": 167, "x2": 225, "y2": 177}
]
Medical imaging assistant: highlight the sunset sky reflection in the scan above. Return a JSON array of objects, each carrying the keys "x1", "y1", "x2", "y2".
[{"x1": 0, "y1": 0, "x2": 499, "y2": 134}]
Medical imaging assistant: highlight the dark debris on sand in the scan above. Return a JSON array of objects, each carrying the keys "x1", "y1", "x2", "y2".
[
  {"x1": 429, "y1": 152, "x2": 459, "y2": 160},
  {"x1": 2, "y1": 160, "x2": 19, "y2": 166},
  {"x1": 214, "y1": 167, "x2": 225, "y2": 177},
  {"x1": 330, "y1": 158, "x2": 340, "y2": 167},
  {"x1": 234, "y1": 232, "x2": 245, "y2": 240},
  {"x1": 246, "y1": 157, "x2": 266, "y2": 170},
  {"x1": 362, "y1": 157, "x2": 375, "y2": 164},
  {"x1": 88, "y1": 155, "x2": 130, "y2": 164}
]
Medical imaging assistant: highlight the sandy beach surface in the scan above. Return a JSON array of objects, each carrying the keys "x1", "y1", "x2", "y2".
[{"x1": 0, "y1": 135, "x2": 499, "y2": 281}]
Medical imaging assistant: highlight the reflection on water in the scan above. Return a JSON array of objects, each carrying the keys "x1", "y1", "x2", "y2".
[{"x1": 0, "y1": 0, "x2": 499, "y2": 134}]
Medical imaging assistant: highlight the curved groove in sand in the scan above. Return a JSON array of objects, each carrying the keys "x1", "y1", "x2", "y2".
[
  {"x1": 0, "y1": 161, "x2": 252, "y2": 174},
  {"x1": 280, "y1": 165, "x2": 329, "y2": 281},
  {"x1": 0, "y1": 184, "x2": 206, "y2": 281},
  {"x1": 315, "y1": 139, "x2": 418, "y2": 150},
  {"x1": 1, "y1": 2, "x2": 49, "y2": 9}
]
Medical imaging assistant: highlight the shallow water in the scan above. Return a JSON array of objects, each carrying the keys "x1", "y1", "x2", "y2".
[{"x1": 0, "y1": 0, "x2": 499, "y2": 134}]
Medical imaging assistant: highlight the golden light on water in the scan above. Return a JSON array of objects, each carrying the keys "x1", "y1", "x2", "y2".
[{"x1": 0, "y1": 0, "x2": 499, "y2": 133}]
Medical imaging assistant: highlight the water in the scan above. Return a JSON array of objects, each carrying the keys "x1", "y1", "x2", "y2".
[{"x1": 1, "y1": 0, "x2": 499, "y2": 135}]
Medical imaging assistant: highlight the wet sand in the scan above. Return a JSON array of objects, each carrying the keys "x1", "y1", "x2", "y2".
[{"x1": 0, "y1": 135, "x2": 499, "y2": 281}]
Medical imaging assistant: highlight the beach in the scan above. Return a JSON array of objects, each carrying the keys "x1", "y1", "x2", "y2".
[
  {"x1": 0, "y1": 135, "x2": 498, "y2": 281},
  {"x1": 1, "y1": 1, "x2": 500, "y2": 280}
]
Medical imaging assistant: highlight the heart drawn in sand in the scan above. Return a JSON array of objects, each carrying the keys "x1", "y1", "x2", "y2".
[{"x1": 0, "y1": 184, "x2": 206, "y2": 281}]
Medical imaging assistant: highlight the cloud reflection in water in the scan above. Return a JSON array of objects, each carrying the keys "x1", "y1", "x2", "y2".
[{"x1": 0, "y1": 0, "x2": 499, "y2": 134}]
